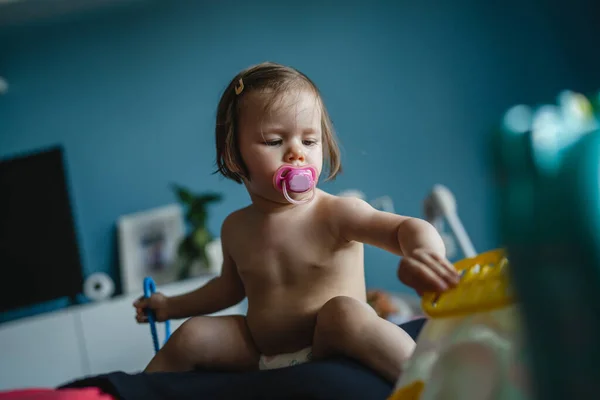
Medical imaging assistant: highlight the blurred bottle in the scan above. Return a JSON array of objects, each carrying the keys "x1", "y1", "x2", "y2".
[{"x1": 494, "y1": 90, "x2": 600, "y2": 400}]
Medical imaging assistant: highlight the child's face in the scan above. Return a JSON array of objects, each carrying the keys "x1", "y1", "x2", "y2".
[{"x1": 238, "y1": 88, "x2": 324, "y2": 204}]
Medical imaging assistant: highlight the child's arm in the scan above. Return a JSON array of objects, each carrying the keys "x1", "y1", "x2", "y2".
[
  {"x1": 134, "y1": 216, "x2": 245, "y2": 320},
  {"x1": 331, "y1": 196, "x2": 459, "y2": 294},
  {"x1": 164, "y1": 243, "x2": 245, "y2": 319}
]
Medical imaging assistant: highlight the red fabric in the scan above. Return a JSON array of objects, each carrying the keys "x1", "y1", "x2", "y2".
[{"x1": 0, "y1": 388, "x2": 113, "y2": 400}]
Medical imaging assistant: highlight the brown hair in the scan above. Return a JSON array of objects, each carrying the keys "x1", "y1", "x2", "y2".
[{"x1": 215, "y1": 61, "x2": 342, "y2": 184}]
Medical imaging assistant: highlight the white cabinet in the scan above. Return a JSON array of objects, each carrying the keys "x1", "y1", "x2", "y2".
[
  {"x1": 79, "y1": 274, "x2": 246, "y2": 376},
  {"x1": 0, "y1": 275, "x2": 246, "y2": 391},
  {"x1": 77, "y1": 292, "x2": 159, "y2": 376},
  {"x1": 0, "y1": 309, "x2": 85, "y2": 390}
]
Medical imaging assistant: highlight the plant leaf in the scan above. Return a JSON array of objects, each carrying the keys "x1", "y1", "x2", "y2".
[
  {"x1": 197, "y1": 193, "x2": 223, "y2": 204},
  {"x1": 193, "y1": 228, "x2": 211, "y2": 249},
  {"x1": 171, "y1": 184, "x2": 195, "y2": 206}
]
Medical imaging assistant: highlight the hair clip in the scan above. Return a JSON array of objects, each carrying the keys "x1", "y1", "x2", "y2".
[{"x1": 234, "y1": 78, "x2": 244, "y2": 95}]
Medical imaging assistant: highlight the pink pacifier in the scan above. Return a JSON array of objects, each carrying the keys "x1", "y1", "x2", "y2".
[{"x1": 273, "y1": 165, "x2": 318, "y2": 205}]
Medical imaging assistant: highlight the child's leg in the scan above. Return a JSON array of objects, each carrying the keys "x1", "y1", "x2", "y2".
[
  {"x1": 144, "y1": 315, "x2": 260, "y2": 373},
  {"x1": 312, "y1": 296, "x2": 416, "y2": 382}
]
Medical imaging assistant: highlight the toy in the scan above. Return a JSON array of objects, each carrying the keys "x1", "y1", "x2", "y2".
[
  {"x1": 493, "y1": 90, "x2": 600, "y2": 399},
  {"x1": 388, "y1": 249, "x2": 530, "y2": 400},
  {"x1": 143, "y1": 276, "x2": 171, "y2": 353}
]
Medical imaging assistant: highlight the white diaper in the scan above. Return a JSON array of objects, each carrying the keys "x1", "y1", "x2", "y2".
[{"x1": 258, "y1": 346, "x2": 313, "y2": 370}]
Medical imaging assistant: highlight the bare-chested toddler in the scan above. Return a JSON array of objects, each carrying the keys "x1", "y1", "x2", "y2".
[{"x1": 133, "y1": 61, "x2": 460, "y2": 383}]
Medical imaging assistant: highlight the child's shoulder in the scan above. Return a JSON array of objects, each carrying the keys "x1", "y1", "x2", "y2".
[
  {"x1": 319, "y1": 190, "x2": 371, "y2": 213},
  {"x1": 317, "y1": 191, "x2": 374, "y2": 226},
  {"x1": 221, "y1": 206, "x2": 252, "y2": 235}
]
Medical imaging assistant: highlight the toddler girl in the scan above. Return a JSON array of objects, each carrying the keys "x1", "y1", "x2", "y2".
[{"x1": 134, "y1": 61, "x2": 459, "y2": 382}]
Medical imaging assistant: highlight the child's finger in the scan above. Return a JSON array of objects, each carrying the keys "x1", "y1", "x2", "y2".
[
  {"x1": 414, "y1": 252, "x2": 458, "y2": 286},
  {"x1": 133, "y1": 296, "x2": 147, "y2": 308},
  {"x1": 135, "y1": 314, "x2": 148, "y2": 323},
  {"x1": 430, "y1": 252, "x2": 460, "y2": 280},
  {"x1": 402, "y1": 257, "x2": 448, "y2": 293}
]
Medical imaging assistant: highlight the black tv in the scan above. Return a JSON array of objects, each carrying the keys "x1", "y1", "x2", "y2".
[{"x1": 0, "y1": 146, "x2": 84, "y2": 314}]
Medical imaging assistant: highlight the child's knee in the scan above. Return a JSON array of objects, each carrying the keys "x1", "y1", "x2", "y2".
[
  {"x1": 315, "y1": 296, "x2": 374, "y2": 346},
  {"x1": 165, "y1": 316, "x2": 211, "y2": 357}
]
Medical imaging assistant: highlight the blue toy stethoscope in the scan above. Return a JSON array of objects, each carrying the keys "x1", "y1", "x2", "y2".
[{"x1": 143, "y1": 276, "x2": 171, "y2": 353}]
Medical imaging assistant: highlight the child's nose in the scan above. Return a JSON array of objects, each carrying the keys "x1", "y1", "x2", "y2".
[{"x1": 285, "y1": 147, "x2": 305, "y2": 163}]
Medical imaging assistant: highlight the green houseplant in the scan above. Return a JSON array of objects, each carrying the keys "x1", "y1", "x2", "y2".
[{"x1": 171, "y1": 184, "x2": 223, "y2": 280}]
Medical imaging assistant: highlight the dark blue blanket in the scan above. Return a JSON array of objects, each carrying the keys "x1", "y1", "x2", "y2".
[{"x1": 60, "y1": 318, "x2": 426, "y2": 400}]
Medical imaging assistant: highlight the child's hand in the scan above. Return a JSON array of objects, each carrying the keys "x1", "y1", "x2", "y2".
[
  {"x1": 397, "y1": 248, "x2": 460, "y2": 296},
  {"x1": 133, "y1": 292, "x2": 170, "y2": 323}
]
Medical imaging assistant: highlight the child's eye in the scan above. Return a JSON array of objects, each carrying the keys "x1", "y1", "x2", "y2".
[
  {"x1": 303, "y1": 140, "x2": 317, "y2": 146},
  {"x1": 265, "y1": 140, "x2": 282, "y2": 146}
]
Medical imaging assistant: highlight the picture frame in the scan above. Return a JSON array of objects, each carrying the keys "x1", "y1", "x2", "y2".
[{"x1": 117, "y1": 203, "x2": 186, "y2": 295}]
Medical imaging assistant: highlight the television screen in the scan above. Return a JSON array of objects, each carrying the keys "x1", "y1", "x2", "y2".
[{"x1": 0, "y1": 146, "x2": 84, "y2": 314}]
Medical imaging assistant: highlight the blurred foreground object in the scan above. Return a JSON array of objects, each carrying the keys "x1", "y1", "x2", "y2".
[
  {"x1": 389, "y1": 89, "x2": 600, "y2": 400},
  {"x1": 494, "y1": 89, "x2": 600, "y2": 400},
  {"x1": 0, "y1": 76, "x2": 8, "y2": 94},
  {"x1": 390, "y1": 249, "x2": 528, "y2": 400}
]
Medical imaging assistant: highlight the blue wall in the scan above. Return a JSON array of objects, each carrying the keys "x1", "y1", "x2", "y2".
[{"x1": 0, "y1": 0, "x2": 597, "y2": 322}]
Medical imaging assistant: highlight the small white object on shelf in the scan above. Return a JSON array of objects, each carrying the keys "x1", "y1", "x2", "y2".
[
  {"x1": 206, "y1": 238, "x2": 223, "y2": 275},
  {"x1": 83, "y1": 272, "x2": 115, "y2": 302}
]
